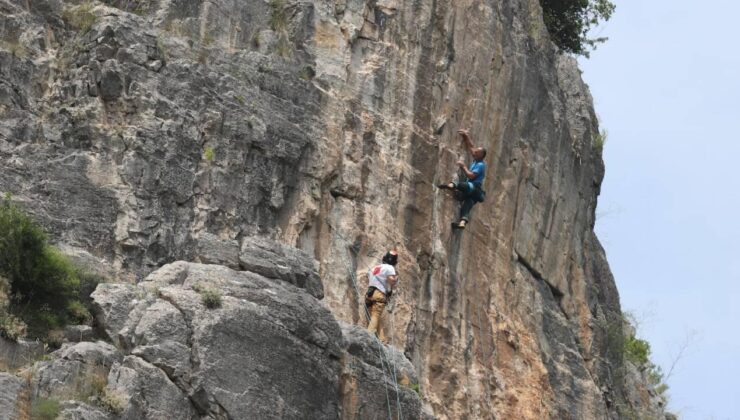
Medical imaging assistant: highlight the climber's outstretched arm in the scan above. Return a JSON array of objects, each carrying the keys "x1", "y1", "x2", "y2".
[{"x1": 458, "y1": 129, "x2": 475, "y2": 156}]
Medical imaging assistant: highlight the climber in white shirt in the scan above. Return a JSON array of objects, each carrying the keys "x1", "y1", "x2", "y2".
[{"x1": 365, "y1": 249, "x2": 399, "y2": 343}]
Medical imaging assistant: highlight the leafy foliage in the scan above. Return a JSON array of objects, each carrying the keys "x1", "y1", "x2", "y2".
[
  {"x1": 200, "y1": 289, "x2": 222, "y2": 309},
  {"x1": 99, "y1": 389, "x2": 127, "y2": 414},
  {"x1": 0, "y1": 197, "x2": 95, "y2": 339},
  {"x1": 61, "y1": 2, "x2": 98, "y2": 34},
  {"x1": 269, "y1": 0, "x2": 293, "y2": 58},
  {"x1": 622, "y1": 316, "x2": 671, "y2": 397},
  {"x1": 540, "y1": 0, "x2": 615, "y2": 56},
  {"x1": 593, "y1": 128, "x2": 607, "y2": 153},
  {"x1": 30, "y1": 398, "x2": 60, "y2": 420},
  {"x1": 204, "y1": 146, "x2": 215, "y2": 163},
  {"x1": 624, "y1": 334, "x2": 650, "y2": 365}
]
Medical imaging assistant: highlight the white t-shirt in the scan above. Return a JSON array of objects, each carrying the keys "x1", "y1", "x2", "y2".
[{"x1": 367, "y1": 263, "x2": 397, "y2": 294}]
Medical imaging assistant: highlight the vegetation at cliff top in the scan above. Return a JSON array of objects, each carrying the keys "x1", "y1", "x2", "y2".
[
  {"x1": 540, "y1": 0, "x2": 616, "y2": 56},
  {"x1": 0, "y1": 195, "x2": 99, "y2": 342},
  {"x1": 623, "y1": 315, "x2": 670, "y2": 397}
]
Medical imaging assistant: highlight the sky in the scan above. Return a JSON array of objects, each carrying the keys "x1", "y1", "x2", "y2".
[{"x1": 578, "y1": 1, "x2": 740, "y2": 419}]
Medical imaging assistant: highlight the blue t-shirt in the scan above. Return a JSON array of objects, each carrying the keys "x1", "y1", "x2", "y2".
[{"x1": 470, "y1": 160, "x2": 486, "y2": 186}]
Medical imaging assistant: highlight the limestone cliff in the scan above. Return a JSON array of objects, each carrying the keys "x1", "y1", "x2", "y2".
[{"x1": 0, "y1": 0, "x2": 670, "y2": 418}]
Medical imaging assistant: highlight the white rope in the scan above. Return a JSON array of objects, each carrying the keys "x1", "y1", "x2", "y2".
[{"x1": 389, "y1": 308, "x2": 403, "y2": 420}]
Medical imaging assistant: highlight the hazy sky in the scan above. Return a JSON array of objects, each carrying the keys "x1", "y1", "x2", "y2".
[{"x1": 579, "y1": 1, "x2": 740, "y2": 419}]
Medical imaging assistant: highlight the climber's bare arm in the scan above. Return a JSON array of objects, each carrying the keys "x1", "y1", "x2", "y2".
[
  {"x1": 458, "y1": 129, "x2": 475, "y2": 155},
  {"x1": 387, "y1": 275, "x2": 398, "y2": 289},
  {"x1": 456, "y1": 159, "x2": 478, "y2": 180}
]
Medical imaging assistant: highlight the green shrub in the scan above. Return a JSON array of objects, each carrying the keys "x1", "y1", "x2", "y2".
[
  {"x1": 276, "y1": 35, "x2": 292, "y2": 58},
  {"x1": 270, "y1": 0, "x2": 287, "y2": 32},
  {"x1": 1, "y1": 275, "x2": 26, "y2": 341},
  {"x1": 202, "y1": 33, "x2": 215, "y2": 47},
  {"x1": 0, "y1": 41, "x2": 28, "y2": 59},
  {"x1": 540, "y1": 0, "x2": 615, "y2": 56},
  {"x1": 31, "y1": 397, "x2": 60, "y2": 420},
  {"x1": 621, "y1": 316, "x2": 671, "y2": 398},
  {"x1": 99, "y1": 389, "x2": 126, "y2": 414},
  {"x1": 593, "y1": 129, "x2": 607, "y2": 153},
  {"x1": 68, "y1": 300, "x2": 92, "y2": 324},
  {"x1": 0, "y1": 197, "x2": 85, "y2": 339},
  {"x1": 203, "y1": 147, "x2": 215, "y2": 163},
  {"x1": 62, "y1": 2, "x2": 98, "y2": 34},
  {"x1": 200, "y1": 289, "x2": 222, "y2": 309},
  {"x1": 408, "y1": 382, "x2": 421, "y2": 396},
  {"x1": 0, "y1": 310, "x2": 26, "y2": 340},
  {"x1": 270, "y1": 0, "x2": 293, "y2": 58},
  {"x1": 624, "y1": 334, "x2": 650, "y2": 365}
]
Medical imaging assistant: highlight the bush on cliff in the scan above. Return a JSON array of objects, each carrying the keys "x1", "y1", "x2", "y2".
[
  {"x1": 0, "y1": 196, "x2": 93, "y2": 340},
  {"x1": 540, "y1": 0, "x2": 615, "y2": 56}
]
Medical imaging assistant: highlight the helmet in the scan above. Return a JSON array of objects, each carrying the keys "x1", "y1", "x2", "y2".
[{"x1": 382, "y1": 250, "x2": 398, "y2": 266}]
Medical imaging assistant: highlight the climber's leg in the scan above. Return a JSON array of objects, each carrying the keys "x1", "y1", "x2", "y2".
[
  {"x1": 367, "y1": 290, "x2": 387, "y2": 338},
  {"x1": 459, "y1": 196, "x2": 475, "y2": 222}
]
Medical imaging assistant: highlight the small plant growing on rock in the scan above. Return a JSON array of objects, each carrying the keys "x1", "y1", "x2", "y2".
[
  {"x1": 62, "y1": 2, "x2": 98, "y2": 34},
  {"x1": 270, "y1": 0, "x2": 288, "y2": 32},
  {"x1": 163, "y1": 19, "x2": 188, "y2": 38},
  {"x1": 276, "y1": 35, "x2": 292, "y2": 58},
  {"x1": 67, "y1": 300, "x2": 93, "y2": 325},
  {"x1": 408, "y1": 382, "x2": 421, "y2": 396},
  {"x1": 0, "y1": 41, "x2": 28, "y2": 59},
  {"x1": 196, "y1": 48, "x2": 209, "y2": 65},
  {"x1": 299, "y1": 66, "x2": 315, "y2": 81},
  {"x1": 593, "y1": 129, "x2": 607, "y2": 153},
  {"x1": 204, "y1": 146, "x2": 215, "y2": 163},
  {"x1": 270, "y1": 0, "x2": 293, "y2": 58},
  {"x1": 200, "y1": 289, "x2": 222, "y2": 309},
  {"x1": 202, "y1": 33, "x2": 216, "y2": 47},
  {"x1": 99, "y1": 389, "x2": 126, "y2": 415},
  {"x1": 30, "y1": 397, "x2": 60, "y2": 420},
  {"x1": 251, "y1": 31, "x2": 261, "y2": 48}
]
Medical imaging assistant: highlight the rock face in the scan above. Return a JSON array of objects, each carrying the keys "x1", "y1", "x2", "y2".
[
  {"x1": 0, "y1": 0, "x2": 670, "y2": 419},
  {"x1": 11, "y1": 254, "x2": 424, "y2": 419},
  {"x1": 0, "y1": 372, "x2": 25, "y2": 420}
]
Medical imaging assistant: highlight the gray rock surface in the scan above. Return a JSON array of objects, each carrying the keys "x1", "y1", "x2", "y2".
[
  {"x1": 132, "y1": 261, "x2": 343, "y2": 419},
  {"x1": 32, "y1": 341, "x2": 122, "y2": 400},
  {"x1": 90, "y1": 284, "x2": 143, "y2": 348},
  {"x1": 45, "y1": 258, "x2": 423, "y2": 419},
  {"x1": 239, "y1": 236, "x2": 323, "y2": 299},
  {"x1": 194, "y1": 233, "x2": 240, "y2": 269},
  {"x1": 59, "y1": 401, "x2": 112, "y2": 420},
  {"x1": 64, "y1": 325, "x2": 96, "y2": 343},
  {"x1": 0, "y1": 372, "x2": 25, "y2": 420},
  {"x1": 108, "y1": 355, "x2": 198, "y2": 420},
  {"x1": 0, "y1": 337, "x2": 44, "y2": 371},
  {"x1": 340, "y1": 323, "x2": 430, "y2": 420}
]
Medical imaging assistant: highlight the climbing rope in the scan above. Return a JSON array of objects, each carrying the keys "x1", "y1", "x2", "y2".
[{"x1": 388, "y1": 309, "x2": 403, "y2": 420}]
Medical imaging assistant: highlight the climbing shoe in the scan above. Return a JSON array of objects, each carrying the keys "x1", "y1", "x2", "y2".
[
  {"x1": 452, "y1": 219, "x2": 467, "y2": 229},
  {"x1": 437, "y1": 182, "x2": 455, "y2": 190}
]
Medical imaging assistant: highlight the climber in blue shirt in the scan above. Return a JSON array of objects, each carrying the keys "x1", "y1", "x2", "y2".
[{"x1": 437, "y1": 129, "x2": 487, "y2": 229}]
